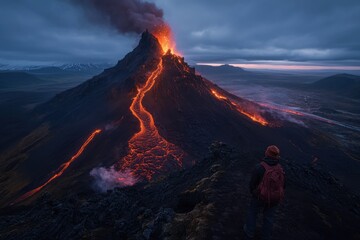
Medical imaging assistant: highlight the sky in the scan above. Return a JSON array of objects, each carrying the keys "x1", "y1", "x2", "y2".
[{"x1": 0, "y1": 0, "x2": 360, "y2": 70}]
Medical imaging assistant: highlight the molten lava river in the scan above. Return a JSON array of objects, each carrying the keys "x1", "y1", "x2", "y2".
[
  {"x1": 211, "y1": 89, "x2": 269, "y2": 126},
  {"x1": 119, "y1": 58, "x2": 184, "y2": 180},
  {"x1": 14, "y1": 129, "x2": 102, "y2": 204}
]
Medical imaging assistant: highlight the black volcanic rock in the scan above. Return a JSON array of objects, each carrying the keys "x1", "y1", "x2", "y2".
[
  {"x1": 311, "y1": 73, "x2": 360, "y2": 99},
  {"x1": 1, "y1": 144, "x2": 359, "y2": 239}
]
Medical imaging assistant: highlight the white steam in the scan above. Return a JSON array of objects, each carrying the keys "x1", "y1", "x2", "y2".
[{"x1": 90, "y1": 167, "x2": 138, "y2": 192}]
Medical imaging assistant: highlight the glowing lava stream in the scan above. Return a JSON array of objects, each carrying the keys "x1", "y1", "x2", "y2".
[
  {"x1": 13, "y1": 129, "x2": 102, "y2": 204},
  {"x1": 211, "y1": 89, "x2": 269, "y2": 126},
  {"x1": 119, "y1": 58, "x2": 183, "y2": 181}
]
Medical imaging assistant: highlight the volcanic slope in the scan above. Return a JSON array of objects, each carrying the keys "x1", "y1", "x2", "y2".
[
  {"x1": 0, "y1": 32, "x2": 358, "y2": 207},
  {"x1": 0, "y1": 31, "x2": 164, "y2": 206}
]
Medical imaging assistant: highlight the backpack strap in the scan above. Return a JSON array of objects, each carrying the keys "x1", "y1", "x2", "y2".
[{"x1": 260, "y1": 161, "x2": 271, "y2": 171}]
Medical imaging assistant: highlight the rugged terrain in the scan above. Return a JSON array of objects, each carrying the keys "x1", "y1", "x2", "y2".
[{"x1": 1, "y1": 143, "x2": 359, "y2": 239}]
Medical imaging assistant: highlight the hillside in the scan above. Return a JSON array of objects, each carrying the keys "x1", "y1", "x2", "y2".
[{"x1": 311, "y1": 74, "x2": 360, "y2": 99}]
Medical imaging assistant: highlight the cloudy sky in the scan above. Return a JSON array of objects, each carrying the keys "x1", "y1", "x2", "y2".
[{"x1": 1, "y1": 0, "x2": 360, "y2": 70}]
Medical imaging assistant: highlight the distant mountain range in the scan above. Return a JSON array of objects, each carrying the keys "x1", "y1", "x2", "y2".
[
  {"x1": 194, "y1": 64, "x2": 320, "y2": 84},
  {"x1": 195, "y1": 64, "x2": 246, "y2": 75},
  {"x1": 0, "y1": 63, "x2": 112, "y2": 73}
]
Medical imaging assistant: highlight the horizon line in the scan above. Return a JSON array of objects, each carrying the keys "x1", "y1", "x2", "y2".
[{"x1": 196, "y1": 62, "x2": 360, "y2": 71}]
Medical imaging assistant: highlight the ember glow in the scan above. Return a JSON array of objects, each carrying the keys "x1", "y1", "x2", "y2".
[
  {"x1": 119, "y1": 57, "x2": 184, "y2": 181},
  {"x1": 13, "y1": 129, "x2": 102, "y2": 204},
  {"x1": 211, "y1": 89, "x2": 269, "y2": 126},
  {"x1": 211, "y1": 90, "x2": 227, "y2": 100}
]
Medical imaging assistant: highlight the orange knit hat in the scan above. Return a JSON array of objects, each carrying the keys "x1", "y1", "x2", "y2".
[{"x1": 265, "y1": 145, "x2": 280, "y2": 159}]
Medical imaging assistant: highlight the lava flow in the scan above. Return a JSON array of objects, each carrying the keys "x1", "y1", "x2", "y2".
[
  {"x1": 119, "y1": 57, "x2": 184, "y2": 181},
  {"x1": 211, "y1": 89, "x2": 269, "y2": 126},
  {"x1": 13, "y1": 129, "x2": 102, "y2": 204}
]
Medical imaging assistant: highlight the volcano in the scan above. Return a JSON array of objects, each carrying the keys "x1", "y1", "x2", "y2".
[
  {"x1": 1, "y1": 31, "x2": 360, "y2": 240},
  {"x1": 0, "y1": 31, "x2": 358, "y2": 206}
]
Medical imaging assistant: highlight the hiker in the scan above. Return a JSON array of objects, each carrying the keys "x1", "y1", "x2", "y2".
[{"x1": 243, "y1": 145, "x2": 285, "y2": 240}]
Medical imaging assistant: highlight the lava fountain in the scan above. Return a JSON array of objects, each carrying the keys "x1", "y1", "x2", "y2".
[
  {"x1": 13, "y1": 129, "x2": 102, "y2": 204},
  {"x1": 153, "y1": 24, "x2": 178, "y2": 54}
]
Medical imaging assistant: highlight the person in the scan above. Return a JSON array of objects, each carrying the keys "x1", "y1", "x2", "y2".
[{"x1": 243, "y1": 145, "x2": 285, "y2": 240}]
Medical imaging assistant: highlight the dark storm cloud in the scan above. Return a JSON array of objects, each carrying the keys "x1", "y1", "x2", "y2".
[
  {"x1": 0, "y1": 0, "x2": 359, "y2": 66},
  {"x1": 154, "y1": 0, "x2": 360, "y2": 64},
  {"x1": 0, "y1": 0, "x2": 135, "y2": 65}
]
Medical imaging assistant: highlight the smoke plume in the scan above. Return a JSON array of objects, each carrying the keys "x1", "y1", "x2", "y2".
[
  {"x1": 90, "y1": 167, "x2": 138, "y2": 192},
  {"x1": 74, "y1": 0, "x2": 166, "y2": 34}
]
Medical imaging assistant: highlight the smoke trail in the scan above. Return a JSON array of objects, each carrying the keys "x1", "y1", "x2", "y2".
[
  {"x1": 74, "y1": 0, "x2": 166, "y2": 34},
  {"x1": 90, "y1": 167, "x2": 138, "y2": 192}
]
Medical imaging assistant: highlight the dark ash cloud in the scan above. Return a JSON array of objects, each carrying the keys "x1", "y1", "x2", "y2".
[{"x1": 74, "y1": 0, "x2": 166, "y2": 34}]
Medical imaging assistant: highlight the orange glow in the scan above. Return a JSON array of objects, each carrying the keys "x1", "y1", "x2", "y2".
[
  {"x1": 211, "y1": 90, "x2": 227, "y2": 100},
  {"x1": 153, "y1": 24, "x2": 179, "y2": 55},
  {"x1": 120, "y1": 58, "x2": 184, "y2": 181},
  {"x1": 282, "y1": 109, "x2": 304, "y2": 116},
  {"x1": 13, "y1": 129, "x2": 102, "y2": 204},
  {"x1": 211, "y1": 89, "x2": 269, "y2": 126}
]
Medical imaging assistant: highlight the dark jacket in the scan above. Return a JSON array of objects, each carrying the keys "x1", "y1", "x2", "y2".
[{"x1": 249, "y1": 157, "x2": 285, "y2": 196}]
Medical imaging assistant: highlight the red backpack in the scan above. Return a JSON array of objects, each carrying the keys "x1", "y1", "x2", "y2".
[{"x1": 257, "y1": 161, "x2": 285, "y2": 206}]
